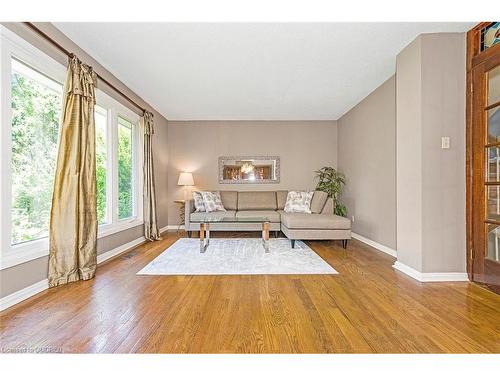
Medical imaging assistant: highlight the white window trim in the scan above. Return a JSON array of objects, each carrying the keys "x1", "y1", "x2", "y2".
[{"x1": 0, "y1": 27, "x2": 144, "y2": 270}]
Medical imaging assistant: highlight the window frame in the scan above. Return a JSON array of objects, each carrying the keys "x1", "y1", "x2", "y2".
[
  {"x1": 0, "y1": 26, "x2": 66, "y2": 270},
  {"x1": 95, "y1": 90, "x2": 143, "y2": 239},
  {"x1": 94, "y1": 103, "x2": 113, "y2": 226},
  {"x1": 0, "y1": 27, "x2": 143, "y2": 270}
]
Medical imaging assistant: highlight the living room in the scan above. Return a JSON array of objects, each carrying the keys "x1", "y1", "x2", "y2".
[{"x1": 1, "y1": 0, "x2": 499, "y2": 371}]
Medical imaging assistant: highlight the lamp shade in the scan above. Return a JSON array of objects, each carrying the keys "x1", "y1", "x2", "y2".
[{"x1": 177, "y1": 172, "x2": 194, "y2": 186}]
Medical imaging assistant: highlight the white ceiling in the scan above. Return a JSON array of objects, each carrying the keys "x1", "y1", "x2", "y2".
[{"x1": 54, "y1": 22, "x2": 473, "y2": 121}]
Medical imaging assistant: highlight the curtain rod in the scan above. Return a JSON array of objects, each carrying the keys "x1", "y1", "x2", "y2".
[{"x1": 23, "y1": 22, "x2": 149, "y2": 116}]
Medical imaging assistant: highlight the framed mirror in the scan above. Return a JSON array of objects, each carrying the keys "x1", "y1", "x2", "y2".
[{"x1": 218, "y1": 156, "x2": 280, "y2": 184}]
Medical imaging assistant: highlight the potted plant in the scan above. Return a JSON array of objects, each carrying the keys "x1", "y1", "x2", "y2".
[{"x1": 314, "y1": 166, "x2": 347, "y2": 217}]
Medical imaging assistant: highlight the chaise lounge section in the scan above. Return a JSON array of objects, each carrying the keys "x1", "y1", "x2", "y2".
[{"x1": 185, "y1": 190, "x2": 351, "y2": 248}]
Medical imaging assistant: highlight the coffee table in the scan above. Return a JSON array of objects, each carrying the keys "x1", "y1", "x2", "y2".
[{"x1": 192, "y1": 216, "x2": 271, "y2": 253}]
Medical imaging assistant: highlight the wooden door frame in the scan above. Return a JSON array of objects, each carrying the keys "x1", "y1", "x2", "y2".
[{"x1": 466, "y1": 23, "x2": 500, "y2": 285}]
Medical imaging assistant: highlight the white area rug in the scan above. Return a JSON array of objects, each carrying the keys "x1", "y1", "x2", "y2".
[{"x1": 137, "y1": 238, "x2": 337, "y2": 275}]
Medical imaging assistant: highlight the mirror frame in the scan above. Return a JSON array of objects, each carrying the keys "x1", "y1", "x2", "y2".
[{"x1": 218, "y1": 156, "x2": 280, "y2": 184}]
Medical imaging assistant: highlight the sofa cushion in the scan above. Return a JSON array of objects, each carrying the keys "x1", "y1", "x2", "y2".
[
  {"x1": 201, "y1": 191, "x2": 226, "y2": 212},
  {"x1": 192, "y1": 191, "x2": 205, "y2": 212},
  {"x1": 220, "y1": 191, "x2": 238, "y2": 210},
  {"x1": 321, "y1": 198, "x2": 334, "y2": 215},
  {"x1": 310, "y1": 190, "x2": 328, "y2": 214},
  {"x1": 190, "y1": 210, "x2": 236, "y2": 222},
  {"x1": 281, "y1": 212, "x2": 351, "y2": 230},
  {"x1": 284, "y1": 191, "x2": 314, "y2": 213},
  {"x1": 236, "y1": 210, "x2": 280, "y2": 222},
  {"x1": 276, "y1": 190, "x2": 288, "y2": 210},
  {"x1": 237, "y1": 191, "x2": 277, "y2": 210}
]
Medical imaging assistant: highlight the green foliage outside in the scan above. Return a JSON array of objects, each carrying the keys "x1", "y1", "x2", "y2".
[
  {"x1": 10, "y1": 72, "x2": 61, "y2": 244},
  {"x1": 314, "y1": 166, "x2": 347, "y2": 217},
  {"x1": 11, "y1": 67, "x2": 135, "y2": 245},
  {"x1": 118, "y1": 120, "x2": 133, "y2": 219},
  {"x1": 95, "y1": 112, "x2": 135, "y2": 223},
  {"x1": 95, "y1": 110, "x2": 107, "y2": 224}
]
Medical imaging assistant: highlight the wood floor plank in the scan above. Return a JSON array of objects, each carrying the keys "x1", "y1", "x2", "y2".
[{"x1": 1, "y1": 232, "x2": 499, "y2": 353}]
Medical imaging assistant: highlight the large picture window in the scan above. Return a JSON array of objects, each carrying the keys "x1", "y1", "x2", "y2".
[
  {"x1": 10, "y1": 59, "x2": 63, "y2": 245},
  {"x1": 95, "y1": 91, "x2": 143, "y2": 237},
  {"x1": 95, "y1": 105, "x2": 109, "y2": 225},
  {"x1": 118, "y1": 116, "x2": 136, "y2": 220},
  {"x1": 0, "y1": 27, "x2": 143, "y2": 269}
]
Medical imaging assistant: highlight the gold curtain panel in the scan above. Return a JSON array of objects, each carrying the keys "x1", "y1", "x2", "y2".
[
  {"x1": 48, "y1": 56, "x2": 98, "y2": 288},
  {"x1": 143, "y1": 111, "x2": 161, "y2": 241}
]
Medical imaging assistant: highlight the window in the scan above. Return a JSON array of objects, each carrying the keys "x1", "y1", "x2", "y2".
[
  {"x1": 118, "y1": 117, "x2": 135, "y2": 220},
  {"x1": 94, "y1": 92, "x2": 143, "y2": 237},
  {"x1": 10, "y1": 59, "x2": 63, "y2": 245},
  {"x1": 1, "y1": 27, "x2": 143, "y2": 269},
  {"x1": 95, "y1": 105, "x2": 108, "y2": 224},
  {"x1": 1, "y1": 27, "x2": 66, "y2": 268}
]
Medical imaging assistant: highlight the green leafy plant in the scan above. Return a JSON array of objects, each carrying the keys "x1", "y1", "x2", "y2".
[
  {"x1": 10, "y1": 70, "x2": 62, "y2": 243},
  {"x1": 314, "y1": 166, "x2": 347, "y2": 217}
]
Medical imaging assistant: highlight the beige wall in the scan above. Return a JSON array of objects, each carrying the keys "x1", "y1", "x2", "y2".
[
  {"x1": 396, "y1": 33, "x2": 466, "y2": 273},
  {"x1": 396, "y1": 36, "x2": 423, "y2": 270},
  {"x1": 167, "y1": 121, "x2": 337, "y2": 224},
  {"x1": 420, "y1": 33, "x2": 466, "y2": 273},
  {"x1": 0, "y1": 23, "x2": 169, "y2": 298},
  {"x1": 338, "y1": 76, "x2": 397, "y2": 249}
]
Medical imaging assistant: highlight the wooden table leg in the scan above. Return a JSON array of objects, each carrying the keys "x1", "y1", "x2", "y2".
[{"x1": 262, "y1": 222, "x2": 270, "y2": 253}]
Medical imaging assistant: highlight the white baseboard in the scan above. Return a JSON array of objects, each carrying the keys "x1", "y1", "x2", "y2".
[
  {"x1": 96, "y1": 236, "x2": 146, "y2": 264},
  {"x1": 351, "y1": 232, "x2": 397, "y2": 257},
  {"x1": 0, "y1": 279, "x2": 49, "y2": 312},
  {"x1": 392, "y1": 261, "x2": 469, "y2": 282},
  {"x1": 0, "y1": 233, "x2": 153, "y2": 312},
  {"x1": 165, "y1": 225, "x2": 185, "y2": 230}
]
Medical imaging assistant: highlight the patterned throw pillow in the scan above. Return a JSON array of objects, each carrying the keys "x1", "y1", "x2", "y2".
[
  {"x1": 201, "y1": 191, "x2": 226, "y2": 213},
  {"x1": 284, "y1": 191, "x2": 314, "y2": 213},
  {"x1": 192, "y1": 191, "x2": 205, "y2": 212}
]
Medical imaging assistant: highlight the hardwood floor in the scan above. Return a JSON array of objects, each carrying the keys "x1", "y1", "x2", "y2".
[{"x1": 1, "y1": 231, "x2": 499, "y2": 353}]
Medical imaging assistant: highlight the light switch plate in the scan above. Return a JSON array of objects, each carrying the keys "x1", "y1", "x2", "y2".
[{"x1": 441, "y1": 137, "x2": 450, "y2": 149}]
